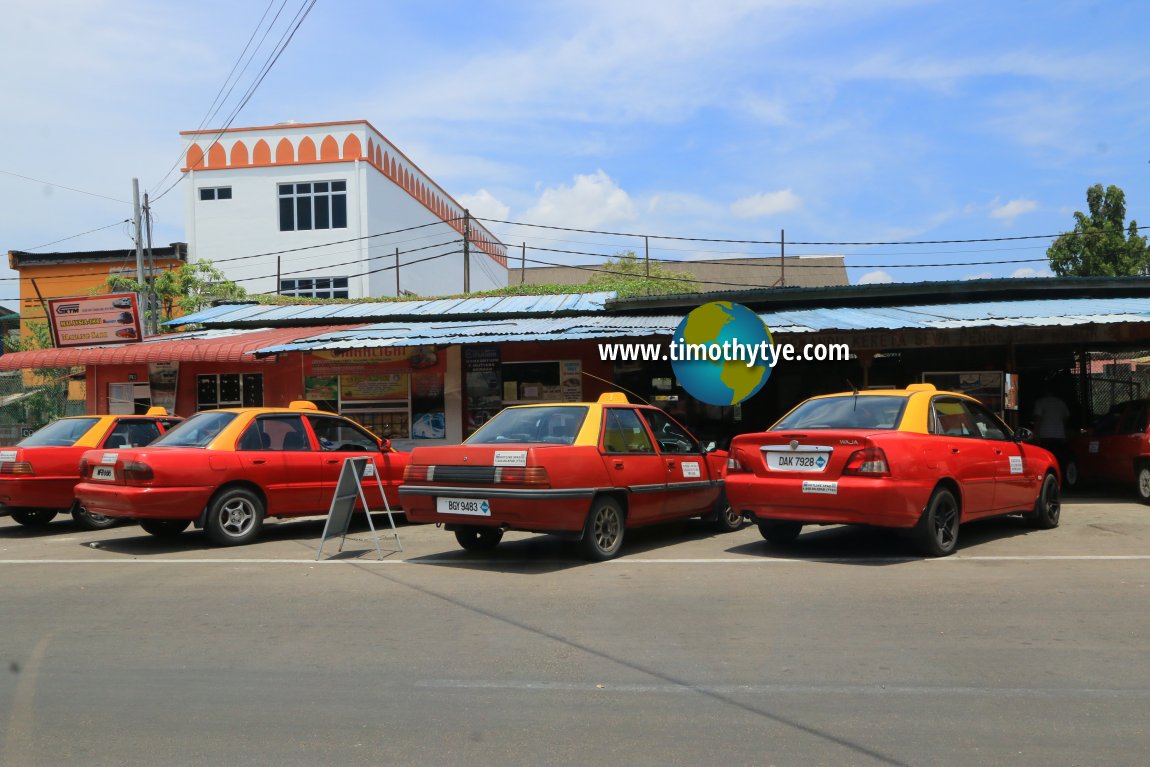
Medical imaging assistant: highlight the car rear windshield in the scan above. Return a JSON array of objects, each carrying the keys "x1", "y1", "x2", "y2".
[
  {"x1": 151, "y1": 411, "x2": 238, "y2": 448},
  {"x1": 467, "y1": 406, "x2": 589, "y2": 445},
  {"x1": 17, "y1": 418, "x2": 100, "y2": 447},
  {"x1": 772, "y1": 395, "x2": 907, "y2": 431}
]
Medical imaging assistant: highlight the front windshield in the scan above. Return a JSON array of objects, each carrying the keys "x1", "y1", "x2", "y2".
[
  {"x1": 17, "y1": 418, "x2": 100, "y2": 447},
  {"x1": 467, "y1": 406, "x2": 589, "y2": 445},
  {"x1": 772, "y1": 395, "x2": 907, "y2": 430},
  {"x1": 150, "y1": 411, "x2": 238, "y2": 448}
]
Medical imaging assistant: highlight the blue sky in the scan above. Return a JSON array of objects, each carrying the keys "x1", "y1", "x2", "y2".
[{"x1": 2, "y1": 0, "x2": 1149, "y2": 304}]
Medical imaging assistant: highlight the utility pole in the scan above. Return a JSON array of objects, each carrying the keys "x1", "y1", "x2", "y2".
[
  {"x1": 144, "y1": 192, "x2": 156, "y2": 335},
  {"x1": 462, "y1": 208, "x2": 471, "y2": 294},
  {"x1": 395, "y1": 247, "x2": 400, "y2": 297},
  {"x1": 644, "y1": 235, "x2": 650, "y2": 294},
  {"x1": 780, "y1": 228, "x2": 786, "y2": 288},
  {"x1": 520, "y1": 242, "x2": 526, "y2": 285},
  {"x1": 132, "y1": 178, "x2": 145, "y2": 288}
]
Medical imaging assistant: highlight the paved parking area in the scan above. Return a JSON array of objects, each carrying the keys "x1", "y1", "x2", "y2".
[{"x1": 2, "y1": 494, "x2": 1149, "y2": 767}]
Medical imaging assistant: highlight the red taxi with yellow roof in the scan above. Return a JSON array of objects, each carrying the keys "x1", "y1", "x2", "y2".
[
  {"x1": 725, "y1": 384, "x2": 1061, "y2": 556},
  {"x1": 73, "y1": 401, "x2": 408, "y2": 546},
  {"x1": 400, "y1": 393, "x2": 738, "y2": 560},
  {"x1": 1, "y1": 408, "x2": 180, "y2": 530}
]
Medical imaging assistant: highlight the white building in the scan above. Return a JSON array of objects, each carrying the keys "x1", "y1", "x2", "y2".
[{"x1": 182, "y1": 120, "x2": 507, "y2": 299}]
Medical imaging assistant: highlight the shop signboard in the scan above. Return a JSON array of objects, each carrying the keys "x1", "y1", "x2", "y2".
[{"x1": 47, "y1": 293, "x2": 143, "y2": 348}]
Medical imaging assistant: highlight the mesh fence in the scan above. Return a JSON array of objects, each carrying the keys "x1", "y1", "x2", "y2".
[
  {"x1": 0, "y1": 368, "x2": 86, "y2": 444},
  {"x1": 1073, "y1": 351, "x2": 1150, "y2": 425}
]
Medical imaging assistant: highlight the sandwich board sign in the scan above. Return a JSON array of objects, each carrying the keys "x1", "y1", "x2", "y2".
[{"x1": 315, "y1": 456, "x2": 403, "y2": 560}]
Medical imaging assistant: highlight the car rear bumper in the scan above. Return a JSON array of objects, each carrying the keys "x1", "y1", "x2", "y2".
[
  {"x1": 400, "y1": 484, "x2": 594, "y2": 532},
  {"x1": 725, "y1": 475, "x2": 934, "y2": 528},
  {"x1": 0, "y1": 477, "x2": 78, "y2": 511},
  {"x1": 74, "y1": 482, "x2": 215, "y2": 520}
]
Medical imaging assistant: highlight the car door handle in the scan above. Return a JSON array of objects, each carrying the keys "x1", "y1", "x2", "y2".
[
  {"x1": 326, "y1": 459, "x2": 340, "y2": 464},
  {"x1": 666, "y1": 460, "x2": 675, "y2": 469},
  {"x1": 251, "y1": 459, "x2": 267, "y2": 465},
  {"x1": 614, "y1": 460, "x2": 625, "y2": 469},
  {"x1": 951, "y1": 448, "x2": 960, "y2": 454}
]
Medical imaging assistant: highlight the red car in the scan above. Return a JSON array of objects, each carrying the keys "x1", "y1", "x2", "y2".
[
  {"x1": 1065, "y1": 399, "x2": 1150, "y2": 501},
  {"x1": 74, "y1": 402, "x2": 409, "y2": 546},
  {"x1": 1, "y1": 409, "x2": 181, "y2": 530},
  {"x1": 401, "y1": 393, "x2": 738, "y2": 560},
  {"x1": 725, "y1": 384, "x2": 1061, "y2": 557}
]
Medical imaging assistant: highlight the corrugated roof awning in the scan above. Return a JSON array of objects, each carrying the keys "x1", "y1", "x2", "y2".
[{"x1": 0, "y1": 326, "x2": 360, "y2": 370}]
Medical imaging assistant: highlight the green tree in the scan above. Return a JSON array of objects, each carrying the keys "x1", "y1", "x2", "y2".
[
  {"x1": 1047, "y1": 184, "x2": 1150, "y2": 276},
  {"x1": 104, "y1": 260, "x2": 246, "y2": 330},
  {"x1": 585, "y1": 251, "x2": 698, "y2": 297},
  {"x1": 1, "y1": 322, "x2": 71, "y2": 428}
]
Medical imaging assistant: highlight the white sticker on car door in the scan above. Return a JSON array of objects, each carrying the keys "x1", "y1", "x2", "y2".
[
  {"x1": 681, "y1": 461, "x2": 701, "y2": 478},
  {"x1": 1009, "y1": 455, "x2": 1023, "y2": 474}
]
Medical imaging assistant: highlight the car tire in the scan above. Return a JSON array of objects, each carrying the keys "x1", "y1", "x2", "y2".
[
  {"x1": 139, "y1": 519, "x2": 191, "y2": 538},
  {"x1": 204, "y1": 487, "x2": 265, "y2": 547},
  {"x1": 1026, "y1": 472, "x2": 1061, "y2": 529},
  {"x1": 1137, "y1": 465, "x2": 1150, "y2": 505},
  {"x1": 758, "y1": 521, "x2": 802, "y2": 544},
  {"x1": 72, "y1": 505, "x2": 117, "y2": 531},
  {"x1": 579, "y1": 496, "x2": 625, "y2": 561},
  {"x1": 915, "y1": 487, "x2": 960, "y2": 557},
  {"x1": 710, "y1": 492, "x2": 744, "y2": 533},
  {"x1": 10, "y1": 509, "x2": 57, "y2": 527},
  {"x1": 454, "y1": 526, "x2": 503, "y2": 552},
  {"x1": 1063, "y1": 458, "x2": 1080, "y2": 491}
]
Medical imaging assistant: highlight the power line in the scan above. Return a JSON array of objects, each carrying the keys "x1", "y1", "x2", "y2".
[
  {"x1": 14, "y1": 219, "x2": 132, "y2": 253},
  {"x1": 0, "y1": 169, "x2": 130, "y2": 204}
]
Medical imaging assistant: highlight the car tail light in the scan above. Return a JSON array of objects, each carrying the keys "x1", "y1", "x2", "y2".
[
  {"x1": 78, "y1": 457, "x2": 89, "y2": 478},
  {"x1": 403, "y1": 465, "x2": 431, "y2": 482},
  {"x1": 122, "y1": 461, "x2": 154, "y2": 482},
  {"x1": 497, "y1": 467, "x2": 549, "y2": 485},
  {"x1": 726, "y1": 452, "x2": 751, "y2": 473},
  {"x1": 0, "y1": 461, "x2": 34, "y2": 475},
  {"x1": 843, "y1": 447, "x2": 890, "y2": 477}
]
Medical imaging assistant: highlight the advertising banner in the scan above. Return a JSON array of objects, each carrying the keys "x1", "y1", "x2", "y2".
[
  {"x1": 148, "y1": 362, "x2": 179, "y2": 413},
  {"x1": 47, "y1": 293, "x2": 143, "y2": 347}
]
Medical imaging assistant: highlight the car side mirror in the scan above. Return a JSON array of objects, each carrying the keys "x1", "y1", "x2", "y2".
[
  {"x1": 379, "y1": 437, "x2": 392, "y2": 452},
  {"x1": 703, "y1": 441, "x2": 717, "y2": 453},
  {"x1": 1014, "y1": 427, "x2": 1035, "y2": 443}
]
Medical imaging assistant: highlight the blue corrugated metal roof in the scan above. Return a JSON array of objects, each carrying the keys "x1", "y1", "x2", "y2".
[
  {"x1": 250, "y1": 296, "x2": 1150, "y2": 354},
  {"x1": 167, "y1": 292, "x2": 617, "y2": 327}
]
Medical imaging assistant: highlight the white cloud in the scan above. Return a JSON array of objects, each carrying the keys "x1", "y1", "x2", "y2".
[
  {"x1": 857, "y1": 270, "x2": 894, "y2": 285},
  {"x1": 731, "y1": 189, "x2": 802, "y2": 219},
  {"x1": 457, "y1": 189, "x2": 510, "y2": 221},
  {"x1": 522, "y1": 170, "x2": 637, "y2": 229},
  {"x1": 962, "y1": 272, "x2": 994, "y2": 281},
  {"x1": 990, "y1": 197, "x2": 1039, "y2": 223},
  {"x1": 1011, "y1": 266, "x2": 1051, "y2": 279}
]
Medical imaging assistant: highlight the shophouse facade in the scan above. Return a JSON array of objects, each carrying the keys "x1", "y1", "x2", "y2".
[{"x1": 181, "y1": 120, "x2": 508, "y2": 299}]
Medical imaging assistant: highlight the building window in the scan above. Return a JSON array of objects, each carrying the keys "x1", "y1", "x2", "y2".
[
  {"x1": 196, "y1": 373, "x2": 264, "y2": 410},
  {"x1": 199, "y1": 187, "x2": 232, "y2": 201},
  {"x1": 278, "y1": 181, "x2": 347, "y2": 231},
  {"x1": 280, "y1": 277, "x2": 350, "y2": 299}
]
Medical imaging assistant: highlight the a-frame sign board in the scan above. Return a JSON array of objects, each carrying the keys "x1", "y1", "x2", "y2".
[{"x1": 315, "y1": 456, "x2": 403, "y2": 561}]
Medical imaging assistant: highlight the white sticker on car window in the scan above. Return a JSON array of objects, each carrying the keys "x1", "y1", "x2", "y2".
[
  {"x1": 494, "y1": 450, "x2": 528, "y2": 467},
  {"x1": 681, "y1": 461, "x2": 701, "y2": 478},
  {"x1": 1009, "y1": 455, "x2": 1023, "y2": 474},
  {"x1": 101, "y1": 453, "x2": 118, "y2": 465},
  {"x1": 0, "y1": 450, "x2": 16, "y2": 463}
]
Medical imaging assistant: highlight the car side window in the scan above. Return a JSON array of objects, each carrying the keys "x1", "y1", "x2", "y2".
[
  {"x1": 931, "y1": 398, "x2": 976, "y2": 437},
  {"x1": 601, "y1": 408, "x2": 655, "y2": 454},
  {"x1": 240, "y1": 416, "x2": 310, "y2": 451},
  {"x1": 308, "y1": 416, "x2": 379, "y2": 452},
  {"x1": 1118, "y1": 403, "x2": 1148, "y2": 435},
  {"x1": 640, "y1": 408, "x2": 701, "y2": 454},
  {"x1": 963, "y1": 401, "x2": 1009, "y2": 441}
]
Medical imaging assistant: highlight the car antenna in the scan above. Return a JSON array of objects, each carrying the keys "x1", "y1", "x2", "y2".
[
  {"x1": 847, "y1": 379, "x2": 859, "y2": 409},
  {"x1": 581, "y1": 371, "x2": 652, "y2": 406}
]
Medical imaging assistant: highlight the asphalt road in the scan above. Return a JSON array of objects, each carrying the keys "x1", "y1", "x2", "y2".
[{"x1": 1, "y1": 494, "x2": 1148, "y2": 767}]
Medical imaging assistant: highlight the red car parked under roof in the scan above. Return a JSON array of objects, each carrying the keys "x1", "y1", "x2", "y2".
[
  {"x1": 725, "y1": 384, "x2": 1061, "y2": 557},
  {"x1": 73, "y1": 401, "x2": 408, "y2": 546}
]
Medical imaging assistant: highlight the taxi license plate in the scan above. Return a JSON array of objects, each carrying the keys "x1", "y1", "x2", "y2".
[
  {"x1": 91, "y1": 466, "x2": 116, "y2": 481},
  {"x1": 436, "y1": 497, "x2": 490, "y2": 516},
  {"x1": 765, "y1": 451, "x2": 829, "y2": 472}
]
